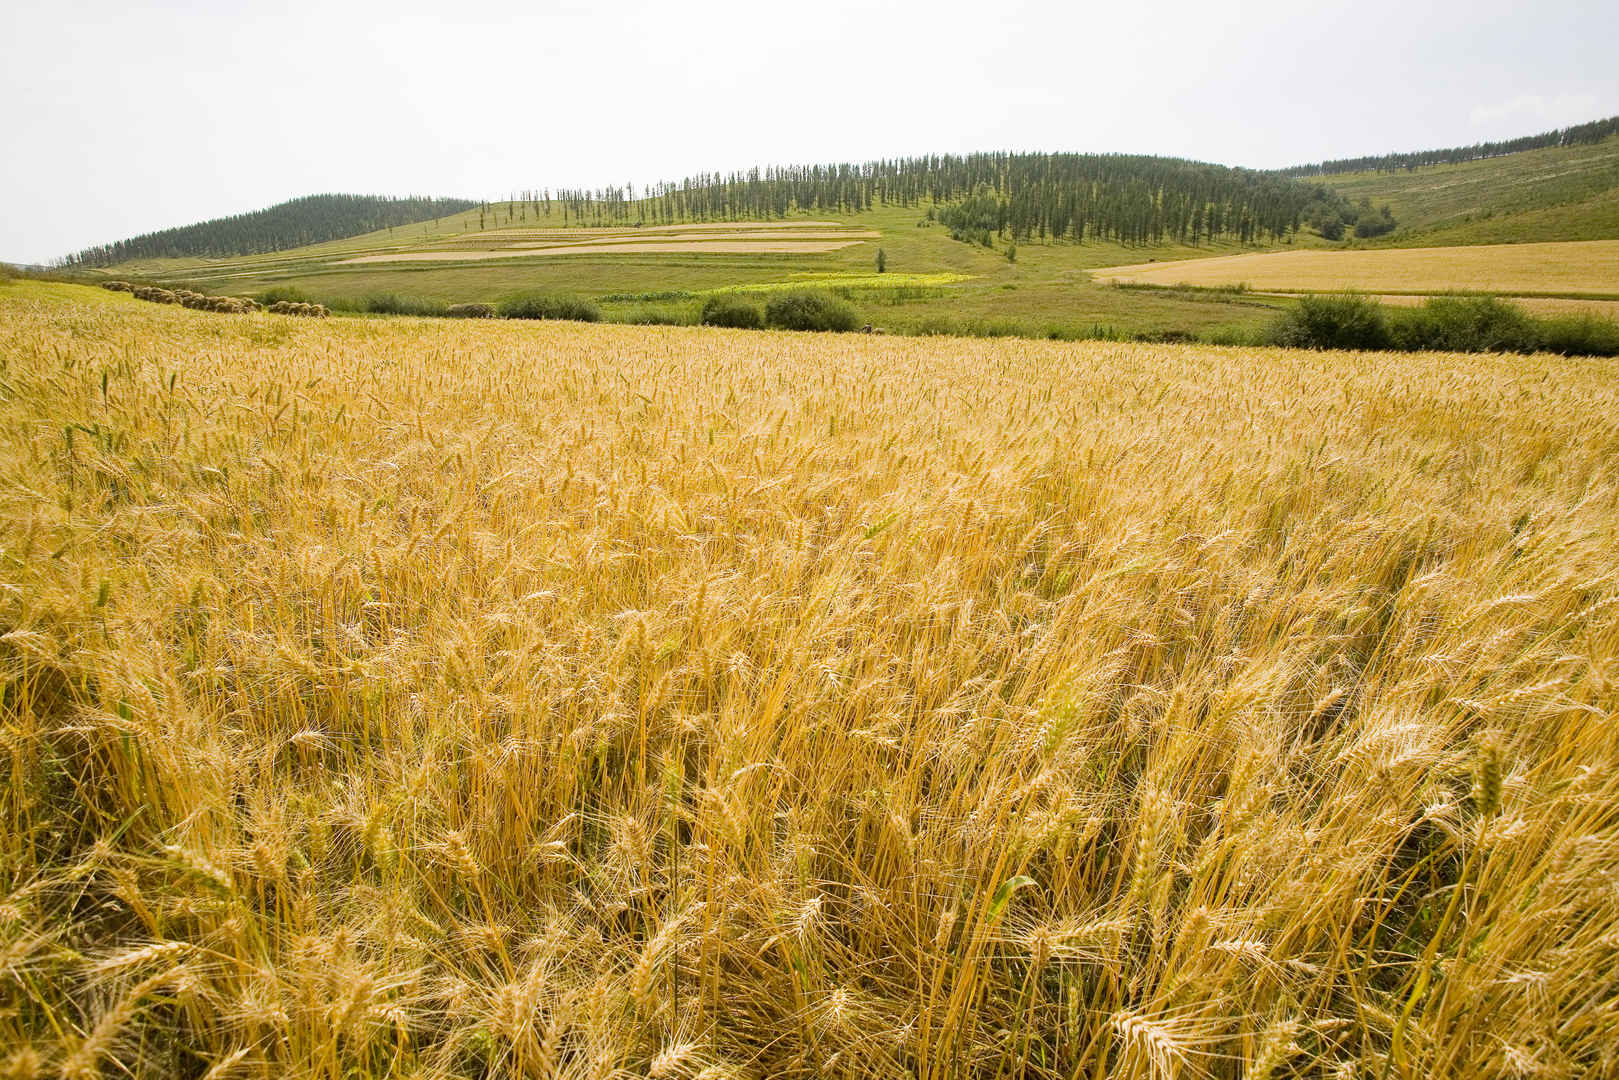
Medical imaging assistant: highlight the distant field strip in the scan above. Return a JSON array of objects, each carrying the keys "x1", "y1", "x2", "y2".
[
  {"x1": 702, "y1": 272, "x2": 973, "y2": 294},
  {"x1": 456, "y1": 220, "x2": 850, "y2": 242},
  {"x1": 339, "y1": 240, "x2": 869, "y2": 264},
  {"x1": 1093, "y1": 239, "x2": 1619, "y2": 295},
  {"x1": 509, "y1": 231, "x2": 879, "y2": 248},
  {"x1": 1369, "y1": 294, "x2": 1619, "y2": 318}
]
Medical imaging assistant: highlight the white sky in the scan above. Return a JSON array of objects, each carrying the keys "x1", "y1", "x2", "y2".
[{"x1": 4, "y1": 0, "x2": 1617, "y2": 264}]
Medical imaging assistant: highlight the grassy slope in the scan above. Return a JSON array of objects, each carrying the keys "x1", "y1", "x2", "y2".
[
  {"x1": 6, "y1": 281, "x2": 1619, "y2": 1078},
  {"x1": 90, "y1": 200, "x2": 1308, "y2": 340},
  {"x1": 83, "y1": 133, "x2": 1619, "y2": 336},
  {"x1": 1092, "y1": 240, "x2": 1619, "y2": 297},
  {"x1": 1314, "y1": 134, "x2": 1619, "y2": 245}
]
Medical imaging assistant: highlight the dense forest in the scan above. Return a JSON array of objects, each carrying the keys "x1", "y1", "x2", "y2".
[
  {"x1": 1282, "y1": 115, "x2": 1619, "y2": 177},
  {"x1": 521, "y1": 153, "x2": 1361, "y2": 245},
  {"x1": 63, "y1": 194, "x2": 476, "y2": 266}
]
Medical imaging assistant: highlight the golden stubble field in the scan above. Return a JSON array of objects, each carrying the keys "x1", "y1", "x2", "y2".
[
  {"x1": 3, "y1": 284, "x2": 1618, "y2": 1079},
  {"x1": 1092, "y1": 238, "x2": 1619, "y2": 297}
]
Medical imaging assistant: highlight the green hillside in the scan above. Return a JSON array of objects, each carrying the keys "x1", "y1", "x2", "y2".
[
  {"x1": 1308, "y1": 134, "x2": 1619, "y2": 246},
  {"x1": 73, "y1": 125, "x2": 1619, "y2": 343},
  {"x1": 65, "y1": 194, "x2": 478, "y2": 266},
  {"x1": 84, "y1": 153, "x2": 1353, "y2": 342},
  {"x1": 94, "y1": 201, "x2": 1304, "y2": 341}
]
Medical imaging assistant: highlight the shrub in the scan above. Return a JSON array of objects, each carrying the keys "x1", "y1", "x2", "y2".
[
  {"x1": 1535, "y1": 313, "x2": 1619, "y2": 357},
  {"x1": 356, "y1": 293, "x2": 446, "y2": 317},
  {"x1": 498, "y1": 293, "x2": 602, "y2": 322},
  {"x1": 763, "y1": 290, "x2": 860, "y2": 333},
  {"x1": 700, "y1": 295, "x2": 764, "y2": 329},
  {"x1": 1352, "y1": 200, "x2": 1398, "y2": 239},
  {"x1": 1388, "y1": 295, "x2": 1537, "y2": 353},
  {"x1": 622, "y1": 305, "x2": 696, "y2": 326},
  {"x1": 1268, "y1": 293, "x2": 1391, "y2": 350},
  {"x1": 445, "y1": 303, "x2": 497, "y2": 319}
]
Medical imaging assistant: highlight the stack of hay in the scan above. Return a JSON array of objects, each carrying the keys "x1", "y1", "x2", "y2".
[
  {"x1": 116, "y1": 283, "x2": 260, "y2": 313},
  {"x1": 266, "y1": 300, "x2": 330, "y2": 318},
  {"x1": 173, "y1": 288, "x2": 260, "y2": 314}
]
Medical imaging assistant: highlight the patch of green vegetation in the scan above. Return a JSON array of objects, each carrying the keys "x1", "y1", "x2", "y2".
[
  {"x1": 497, "y1": 293, "x2": 603, "y2": 322},
  {"x1": 699, "y1": 295, "x2": 764, "y2": 329},
  {"x1": 1311, "y1": 135, "x2": 1619, "y2": 245},
  {"x1": 764, "y1": 290, "x2": 861, "y2": 332},
  {"x1": 1267, "y1": 292, "x2": 1619, "y2": 356}
]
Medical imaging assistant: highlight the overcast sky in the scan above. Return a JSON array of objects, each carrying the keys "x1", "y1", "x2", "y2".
[{"x1": 4, "y1": 0, "x2": 1616, "y2": 264}]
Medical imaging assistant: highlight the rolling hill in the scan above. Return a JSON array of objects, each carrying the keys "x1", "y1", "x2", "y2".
[
  {"x1": 64, "y1": 194, "x2": 478, "y2": 267},
  {"x1": 61, "y1": 120, "x2": 1619, "y2": 343},
  {"x1": 1304, "y1": 133, "x2": 1619, "y2": 246}
]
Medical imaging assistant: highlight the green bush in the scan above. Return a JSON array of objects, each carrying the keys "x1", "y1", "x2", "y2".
[
  {"x1": 1389, "y1": 295, "x2": 1537, "y2": 353},
  {"x1": 763, "y1": 290, "x2": 860, "y2": 332},
  {"x1": 1268, "y1": 293, "x2": 1391, "y2": 350},
  {"x1": 1535, "y1": 313, "x2": 1619, "y2": 357},
  {"x1": 498, "y1": 293, "x2": 602, "y2": 322},
  {"x1": 1267, "y1": 292, "x2": 1619, "y2": 357},
  {"x1": 445, "y1": 303, "x2": 497, "y2": 319},
  {"x1": 355, "y1": 293, "x2": 446, "y2": 317},
  {"x1": 700, "y1": 295, "x2": 764, "y2": 329},
  {"x1": 622, "y1": 305, "x2": 697, "y2": 326},
  {"x1": 1352, "y1": 201, "x2": 1397, "y2": 239}
]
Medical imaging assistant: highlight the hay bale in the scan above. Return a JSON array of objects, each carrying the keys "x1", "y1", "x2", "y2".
[{"x1": 102, "y1": 281, "x2": 133, "y2": 292}]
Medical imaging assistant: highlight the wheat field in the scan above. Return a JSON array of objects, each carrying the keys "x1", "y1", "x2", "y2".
[
  {"x1": 1092, "y1": 239, "x2": 1619, "y2": 297},
  {"x1": 3, "y1": 283, "x2": 1619, "y2": 1079}
]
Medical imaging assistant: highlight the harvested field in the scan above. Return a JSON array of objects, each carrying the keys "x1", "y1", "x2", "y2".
[
  {"x1": 1369, "y1": 293, "x2": 1619, "y2": 318},
  {"x1": 510, "y1": 231, "x2": 880, "y2": 248},
  {"x1": 338, "y1": 239, "x2": 869, "y2": 263},
  {"x1": 453, "y1": 220, "x2": 850, "y2": 242},
  {"x1": 1093, "y1": 239, "x2": 1619, "y2": 296},
  {"x1": 6, "y1": 280, "x2": 1619, "y2": 1078}
]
